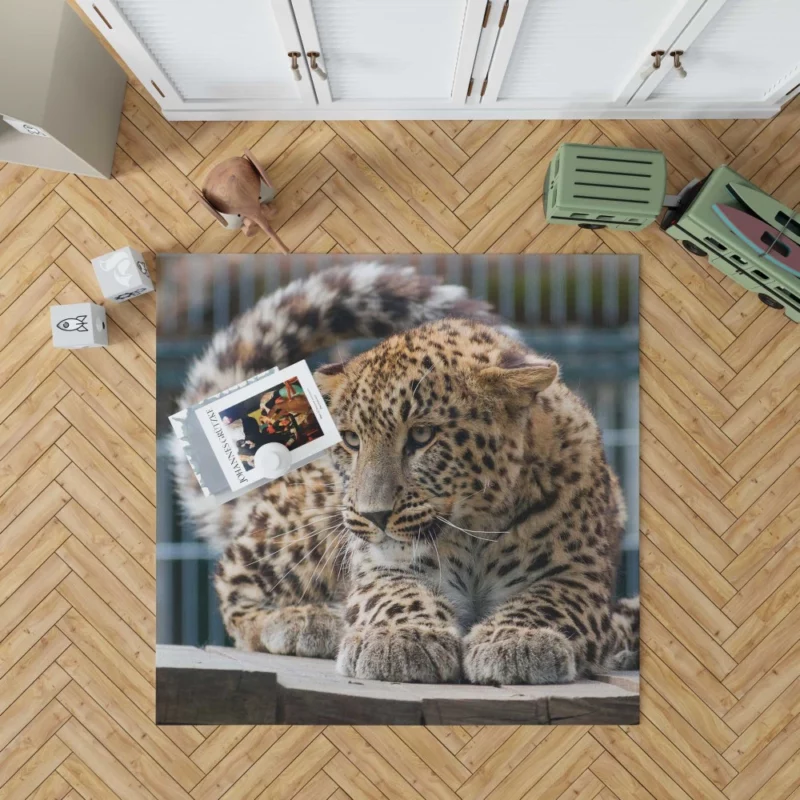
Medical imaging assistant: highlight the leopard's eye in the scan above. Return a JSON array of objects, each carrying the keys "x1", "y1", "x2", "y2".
[
  {"x1": 408, "y1": 425, "x2": 435, "y2": 448},
  {"x1": 341, "y1": 430, "x2": 360, "y2": 450}
]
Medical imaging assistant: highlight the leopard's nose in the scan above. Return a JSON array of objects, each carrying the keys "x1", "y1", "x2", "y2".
[{"x1": 361, "y1": 509, "x2": 392, "y2": 531}]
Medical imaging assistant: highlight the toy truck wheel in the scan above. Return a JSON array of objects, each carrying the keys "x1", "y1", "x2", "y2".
[
  {"x1": 578, "y1": 223, "x2": 607, "y2": 230},
  {"x1": 682, "y1": 240, "x2": 707, "y2": 257},
  {"x1": 758, "y1": 293, "x2": 784, "y2": 310}
]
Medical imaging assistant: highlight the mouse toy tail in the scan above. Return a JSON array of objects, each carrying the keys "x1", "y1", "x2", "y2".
[{"x1": 255, "y1": 211, "x2": 290, "y2": 254}]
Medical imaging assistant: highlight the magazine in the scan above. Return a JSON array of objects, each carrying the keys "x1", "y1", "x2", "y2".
[{"x1": 171, "y1": 360, "x2": 340, "y2": 502}]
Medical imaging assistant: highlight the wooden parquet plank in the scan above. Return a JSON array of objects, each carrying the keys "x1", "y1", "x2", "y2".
[
  {"x1": 642, "y1": 538, "x2": 736, "y2": 643},
  {"x1": 640, "y1": 644, "x2": 738, "y2": 752},
  {"x1": 401, "y1": 121, "x2": 469, "y2": 175},
  {"x1": 0, "y1": 502, "x2": 72, "y2": 600},
  {"x1": 257, "y1": 734, "x2": 338, "y2": 800},
  {"x1": 57, "y1": 719, "x2": 159, "y2": 800},
  {"x1": 262, "y1": 122, "x2": 335, "y2": 186},
  {"x1": 55, "y1": 573, "x2": 154, "y2": 682},
  {"x1": 0, "y1": 591, "x2": 71, "y2": 681},
  {"x1": 0, "y1": 664, "x2": 70, "y2": 752},
  {"x1": 363, "y1": 120, "x2": 469, "y2": 210},
  {"x1": 457, "y1": 728, "x2": 550, "y2": 800},
  {"x1": 0, "y1": 554, "x2": 70, "y2": 645},
  {"x1": 1, "y1": 59, "x2": 800, "y2": 800},
  {"x1": 390, "y1": 727, "x2": 472, "y2": 790},
  {"x1": 57, "y1": 646, "x2": 203, "y2": 790},
  {"x1": 641, "y1": 501, "x2": 735, "y2": 608},
  {"x1": 639, "y1": 675, "x2": 737, "y2": 787},
  {"x1": 189, "y1": 726, "x2": 287, "y2": 800},
  {"x1": 122, "y1": 86, "x2": 202, "y2": 175},
  {"x1": 0, "y1": 699, "x2": 71, "y2": 788},
  {"x1": 0, "y1": 733, "x2": 70, "y2": 800},
  {"x1": 0, "y1": 193, "x2": 69, "y2": 278},
  {"x1": 0, "y1": 163, "x2": 36, "y2": 206},
  {"x1": 116, "y1": 116, "x2": 200, "y2": 211},
  {"x1": 323, "y1": 133, "x2": 454, "y2": 251},
  {"x1": 354, "y1": 727, "x2": 458, "y2": 800},
  {"x1": 56, "y1": 681, "x2": 194, "y2": 800},
  {"x1": 323, "y1": 752, "x2": 388, "y2": 800}
]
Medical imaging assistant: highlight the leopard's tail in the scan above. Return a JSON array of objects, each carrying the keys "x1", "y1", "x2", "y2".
[
  {"x1": 179, "y1": 262, "x2": 501, "y2": 407},
  {"x1": 608, "y1": 596, "x2": 640, "y2": 670},
  {"x1": 173, "y1": 262, "x2": 501, "y2": 549}
]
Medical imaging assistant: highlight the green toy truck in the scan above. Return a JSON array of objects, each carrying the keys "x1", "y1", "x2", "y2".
[
  {"x1": 544, "y1": 143, "x2": 800, "y2": 322},
  {"x1": 660, "y1": 165, "x2": 800, "y2": 322},
  {"x1": 543, "y1": 144, "x2": 667, "y2": 231}
]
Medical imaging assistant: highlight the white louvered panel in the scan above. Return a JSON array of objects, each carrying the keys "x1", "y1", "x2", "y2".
[
  {"x1": 309, "y1": 0, "x2": 468, "y2": 101},
  {"x1": 114, "y1": 0, "x2": 297, "y2": 101},
  {"x1": 651, "y1": 0, "x2": 800, "y2": 101},
  {"x1": 498, "y1": 0, "x2": 684, "y2": 101}
]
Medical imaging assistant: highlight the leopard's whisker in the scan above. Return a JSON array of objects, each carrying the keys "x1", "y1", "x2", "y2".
[
  {"x1": 256, "y1": 512, "x2": 344, "y2": 542},
  {"x1": 270, "y1": 527, "x2": 341, "y2": 589},
  {"x1": 246, "y1": 520, "x2": 344, "y2": 567},
  {"x1": 428, "y1": 528, "x2": 443, "y2": 592},
  {"x1": 299, "y1": 525, "x2": 344, "y2": 603},
  {"x1": 411, "y1": 365, "x2": 434, "y2": 400},
  {"x1": 435, "y1": 515, "x2": 507, "y2": 540}
]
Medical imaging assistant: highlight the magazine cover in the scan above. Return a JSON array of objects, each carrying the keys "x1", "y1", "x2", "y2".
[{"x1": 175, "y1": 360, "x2": 340, "y2": 498}]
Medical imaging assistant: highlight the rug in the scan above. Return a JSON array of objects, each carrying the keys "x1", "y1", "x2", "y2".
[{"x1": 155, "y1": 253, "x2": 640, "y2": 726}]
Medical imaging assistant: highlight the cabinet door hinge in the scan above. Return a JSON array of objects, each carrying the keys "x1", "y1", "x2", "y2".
[
  {"x1": 480, "y1": 77, "x2": 488, "y2": 97},
  {"x1": 482, "y1": 1, "x2": 492, "y2": 27},
  {"x1": 467, "y1": 77, "x2": 474, "y2": 97},
  {"x1": 499, "y1": 0, "x2": 509, "y2": 27}
]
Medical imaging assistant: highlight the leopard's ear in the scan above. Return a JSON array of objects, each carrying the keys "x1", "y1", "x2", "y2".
[
  {"x1": 477, "y1": 350, "x2": 559, "y2": 396},
  {"x1": 314, "y1": 361, "x2": 348, "y2": 396}
]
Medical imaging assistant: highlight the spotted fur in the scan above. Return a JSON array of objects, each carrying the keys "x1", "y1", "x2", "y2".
[{"x1": 174, "y1": 264, "x2": 639, "y2": 684}]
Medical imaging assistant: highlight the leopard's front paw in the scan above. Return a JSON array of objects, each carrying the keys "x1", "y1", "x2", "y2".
[
  {"x1": 257, "y1": 605, "x2": 342, "y2": 658},
  {"x1": 463, "y1": 626, "x2": 576, "y2": 685},
  {"x1": 336, "y1": 627, "x2": 461, "y2": 683}
]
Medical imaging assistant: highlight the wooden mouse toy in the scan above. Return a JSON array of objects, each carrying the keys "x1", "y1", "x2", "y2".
[{"x1": 196, "y1": 149, "x2": 289, "y2": 253}]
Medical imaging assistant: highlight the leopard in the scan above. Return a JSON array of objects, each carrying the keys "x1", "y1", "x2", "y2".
[{"x1": 173, "y1": 262, "x2": 639, "y2": 684}]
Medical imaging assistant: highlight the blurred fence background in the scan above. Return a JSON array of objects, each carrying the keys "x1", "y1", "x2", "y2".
[{"x1": 156, "y1": 253, "x2": 639, "y2": 647}]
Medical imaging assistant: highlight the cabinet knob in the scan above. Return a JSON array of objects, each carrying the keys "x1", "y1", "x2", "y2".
[
  {"x1": 307, "y1": 52, "x2": 328, "y2": 81},
  {"x1": 288, "y1": 52, "x2": 302, "y2": 81},
  {"x1": 640, "y1": 50, "x2": 665, "y2": 81},
  {"x1": 670, "y1": 50, "x2": 687, "y2": 79}
]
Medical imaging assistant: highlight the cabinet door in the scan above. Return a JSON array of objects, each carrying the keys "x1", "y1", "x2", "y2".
[
  {"x1": 632, "y1": 0, "x2": 800, "y2": 107},
  {"x1": 289, "y1": 0, "x2": 486, "y2": 108},
  {"x1": 480, "y1": 0, "x2": 704, "y2": 108},
  {"x1": 77, "y1": 0, "x2": 316, "y2": 112}
]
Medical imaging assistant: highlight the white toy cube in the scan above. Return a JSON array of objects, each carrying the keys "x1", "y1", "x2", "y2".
[
  {"x1": 50, "y1": 303, "x2": 108, "y2": 349},
  {"x1": 92, "y1": 246, "x2": 154, "y2": 302}
]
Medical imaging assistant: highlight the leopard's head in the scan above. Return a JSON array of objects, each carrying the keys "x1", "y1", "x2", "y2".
[{"x1": 314, "y1": 319, "x2": 558, "y2": 545}]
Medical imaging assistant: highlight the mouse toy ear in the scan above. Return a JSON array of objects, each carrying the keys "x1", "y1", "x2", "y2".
[
  {"x1": 195, "y1": 190, "x2": 228, "y2": 227},
  {"x1": 243, "y1": 149, "x2": 274, "y2": 190}
]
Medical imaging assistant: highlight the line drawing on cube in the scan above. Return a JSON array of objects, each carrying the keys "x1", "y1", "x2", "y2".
[
  {"x1": 92, "y1": 246, "x2": 154, "y2": 302},
  {"x1": 50, "y1": 303, "x2": 108, "y2": 349}
]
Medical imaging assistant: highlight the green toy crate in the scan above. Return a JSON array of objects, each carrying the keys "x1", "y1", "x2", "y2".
[
  {"x1": 661, "y1": 165, "x2": 800, "y2": 322},
  {"x1": 544, "y1": 144, "x2": 667, "y2": 231}
]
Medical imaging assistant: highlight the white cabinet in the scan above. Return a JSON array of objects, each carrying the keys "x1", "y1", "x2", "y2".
[
  {"x1": 480, "y1": 0, "x2": 702, "y2": 107},
  {"x1": 290, "y1": 0, "x2": 486, "y2": 108},
  {"x1": 81, "y1": 0, "x2": 316, "y2": 111},
  {"x1": 76, "y1": 0, "x2": 800, "y2": 120},
  {"x1": 631, "y1": 0, "x2": 800, "y2": 107}
]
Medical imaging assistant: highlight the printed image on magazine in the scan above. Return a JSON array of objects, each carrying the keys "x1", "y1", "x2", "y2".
[{"x1": 194, "y1": 360, "x2": 340, "y2": 491}]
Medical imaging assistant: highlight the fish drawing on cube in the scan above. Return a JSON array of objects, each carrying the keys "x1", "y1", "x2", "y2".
[
  {"x1": 92, "y1": 246, "x2": 154, "y2": 302},
  {"x1": 50, "y1": 302, "x2": 107, "y2": 349}
]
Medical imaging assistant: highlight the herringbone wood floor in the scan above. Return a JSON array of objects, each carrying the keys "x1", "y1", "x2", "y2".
[{"x1": 3, "y1": 25, "x2": 800, "y2": 798}]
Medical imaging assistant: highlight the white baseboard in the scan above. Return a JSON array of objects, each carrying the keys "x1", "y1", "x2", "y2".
[{"x1": 162, "y1": 104, "x2": 780, "y2": 122}]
